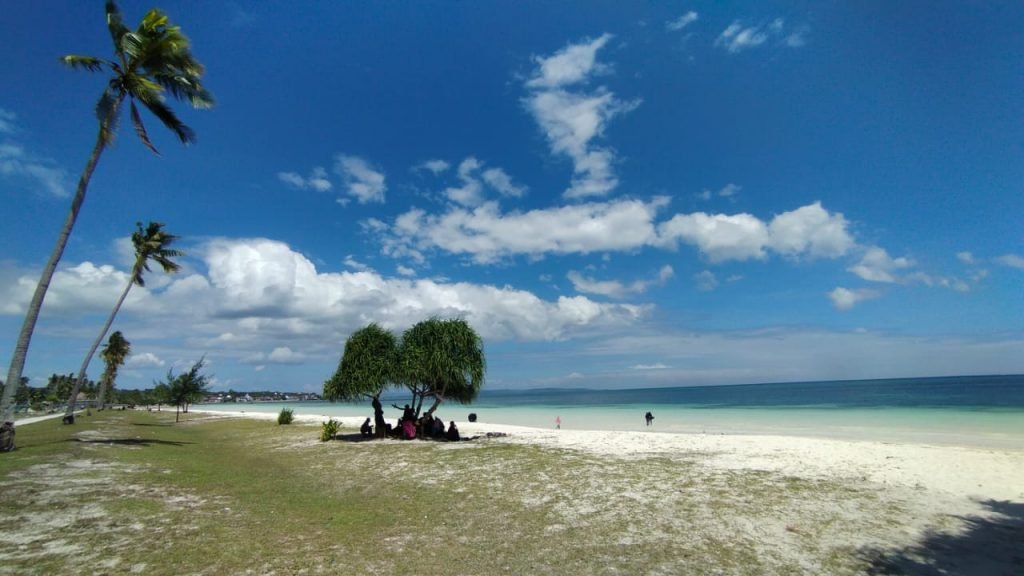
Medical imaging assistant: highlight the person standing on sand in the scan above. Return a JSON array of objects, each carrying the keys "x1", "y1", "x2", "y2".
[
  {"x1": 555, "y1": 416, "x2": 561, "y2": 429},
  {"x1": 645, "y1": 411, "x2": 654, "y2": 426}
]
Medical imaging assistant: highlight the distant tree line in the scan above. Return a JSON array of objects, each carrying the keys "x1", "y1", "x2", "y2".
[{"x1": 0, "y1": 356, "x2": 209, "y2": 423}]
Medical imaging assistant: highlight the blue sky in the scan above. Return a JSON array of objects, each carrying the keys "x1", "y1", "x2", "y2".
[{"x1": 2, "y1": 1, "x2": 1022, "y2": 393}]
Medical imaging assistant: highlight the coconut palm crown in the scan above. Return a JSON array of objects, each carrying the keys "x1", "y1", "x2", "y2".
[
  {"x1": 64, "y1": 222, "x2": 183, "y2": 421},
  {"x1": 61, "y1": 1, "x2": 214, "y2": 153},
  {"x1": 97, "y1": 331, "x2": 131, "y2": 410}
]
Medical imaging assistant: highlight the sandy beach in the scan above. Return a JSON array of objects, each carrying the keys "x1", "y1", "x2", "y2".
[
  {"x1": 195, "y1": 408, "x2": 1024, "y2": 574},
  {"x1": 2, "y1": 407, "x2": 1021, "y2": 574}
]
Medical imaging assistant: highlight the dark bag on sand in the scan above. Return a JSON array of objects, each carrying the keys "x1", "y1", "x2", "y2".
[{"x1": 0, "y1": 421, "x2": 14, "y2": 452}]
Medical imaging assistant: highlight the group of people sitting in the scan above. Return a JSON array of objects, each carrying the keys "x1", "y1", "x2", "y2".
[{"x1": 359, "y1": 404, "x2": 460, "y2": 441}]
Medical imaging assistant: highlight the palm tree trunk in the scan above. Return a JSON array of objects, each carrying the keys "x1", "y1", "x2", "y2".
[
  {"x1": 0, "y1": 103, "x2": 119, "y2": 428},
  {"x1": 96, "y1": 374, "x2": 110, "y2": 411},
  {"x1": 64, "y1": 274, "x2": 134, "y2": 422}
]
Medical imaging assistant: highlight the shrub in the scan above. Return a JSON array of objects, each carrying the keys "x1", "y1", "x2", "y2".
[
  {"x1": 320, "y1": 418, "x2": 339, "y2": 442},
  {"x1": 278, "y1": 407, "x2": 294, "y2": 425}
]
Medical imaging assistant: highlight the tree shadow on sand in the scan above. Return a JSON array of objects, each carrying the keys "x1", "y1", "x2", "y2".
[
  {"x1": 68, "y1": 438, "x2": 192, "y2": 447},
  {"x1": 859, "y1": 499, "x2": 1024, "y2": 575}
]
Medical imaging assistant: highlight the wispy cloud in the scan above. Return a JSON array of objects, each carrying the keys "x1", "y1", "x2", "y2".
[
  {"x1": 482, "y1": 167, "x2": 527, "y2": 198},
  {"x1": 0, "y1": 110, "x2": 70, "y2": 197},
  {"x1": 416, "y1": 159, "x2": 450, "y2": 175},
  {"x1": 996, "y1": 254, "x2": 1024, "y2": 269},
  {"x1": 697, "y1": 182, "x2": 741, "y2": 201},
  {"x1": 0, "y1": 108, "x2": 16, "y2": 134},
  {"x1": 440, "y1": 157, "x2": 527, "y2": 205},
  {"x1": 828, "y1": 287, "x2": 880, "y2": 310},
  {"x1": 631, "y1": 363, "x2": 669, "y2": 370},
  {"x1": 277, "y1": 166, "x2": 332, "y2": 192},
  {"x1": 524, "y1": 34, "x2": 639, "y2": 199},
  {"x1": 568, "y1": 265, "x2": 673, "y2": 299},
  {"x1": 715, "y1": 18, "x2": 807, "y2": 54},
  {"x1": 666, "y1": 11, "x2": 699, "y2": 32},
  {"x1": 334, "y1": 155, "x2": 386, "y2": 204},
  {"x1": 694, "y1": 270, "x2": 718, "y2": 291}
]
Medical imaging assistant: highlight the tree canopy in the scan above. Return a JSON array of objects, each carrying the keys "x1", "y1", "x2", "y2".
[
  {"x1": 400, "y1": 317, "x2": 486, "y2": 417},
  {"x1": 324, "y1": 317, "x2": 486, "y2": 439},
  {"x1": 163, "y1": 357, "x2": 210, "y2": 422}
]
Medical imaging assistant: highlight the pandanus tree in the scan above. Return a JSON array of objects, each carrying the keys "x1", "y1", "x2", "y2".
[
  {"x1": 323, "y1": 324, "x2": 399, "y2": 439},
  {"x1": 64, "y1": 222, "x2": 182, "y2": 421},
  {"x1": 399, "y1": 317, "x2": 486, "y2": 419},
  {"x1": 96, "y1": 331, "x2": 131, "y2": 411},
  {"x1": 0, "y1": 1, "x2": 212, "y2": 429}
]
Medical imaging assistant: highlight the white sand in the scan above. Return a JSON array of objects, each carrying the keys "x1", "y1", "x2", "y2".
[{"x1": 195, "y1": 408, "x2": 1024, "y2": 507}]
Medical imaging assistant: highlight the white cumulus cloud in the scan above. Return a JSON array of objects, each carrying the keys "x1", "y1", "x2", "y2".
[
  {"x1": 125, "y1": 352, "x2": 165, "y2": 368},
  {"x1": 848, "y1": 247, "x2": 914, "y2": 283}
]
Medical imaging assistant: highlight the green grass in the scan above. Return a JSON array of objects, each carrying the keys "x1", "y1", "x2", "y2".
[{"x1": 0, "y1": 410, "x2": 922, "y2": 575}]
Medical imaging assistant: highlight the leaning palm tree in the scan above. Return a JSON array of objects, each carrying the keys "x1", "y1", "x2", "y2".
[
  {"x1": 324, "y1": 323, "x2": 401, "y2": 439},
  {"x1": 0, "y1": 1, "x2": 212, "y2": 428},
  {"x1": 96, "y1": 331, "x2": 131, "y2": 411},
  {"x1": 399, "y1": 317, "x2": 486, "y2": 419},
  {"x1": 64, "y1": 222, "x2": 182, "y2": 421}
]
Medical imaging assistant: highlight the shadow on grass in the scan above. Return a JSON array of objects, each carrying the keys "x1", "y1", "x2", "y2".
[
  {"x1": 68, "y1": 438, "x2": 193, "y2": 447},
  {"x1": 859, "y1": 499, "x2": 1024, "y2": 575},
  {"x1": 131, "y1": 422, "x2": 174, "y2": 427}
]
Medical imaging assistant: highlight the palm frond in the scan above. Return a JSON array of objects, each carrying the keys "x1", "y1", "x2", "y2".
[
  {"x1": 152, "y1": 72, "x2": 214, "y2": 109},
  {"x1": 60, "y1": 55, "x2": 105, "y2": 72},
  {"x1": 139, "y1": 9, "x2": 170, "y2": 34},
  {"x1": 105, "y1": 1, "x2": 130, "y2": 50},
  {"x1": 118, "y1": 31, "x2": 147, "y2": 63},
  {"x1": 130, "y1": 100, "x2": 160, "y2": 155},
  {"x1": 137, "y1": 96, "x2": 195, "y2": 144}
]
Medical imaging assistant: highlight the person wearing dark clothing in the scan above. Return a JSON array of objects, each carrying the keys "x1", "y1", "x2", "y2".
[
  {"x1": 645, "y1": 411, "x2": 654, "y2": 426},
  {"x1": 446, "y1": 421, "x2": 460, "y2": 441},
  {"x1": 360, "y1": 417, "x2": 373, "y2": 438}
]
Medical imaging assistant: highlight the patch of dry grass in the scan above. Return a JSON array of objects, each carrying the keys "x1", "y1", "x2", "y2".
[{"x1": 0, "y1": 410, "x2": 976, "y2": 575}]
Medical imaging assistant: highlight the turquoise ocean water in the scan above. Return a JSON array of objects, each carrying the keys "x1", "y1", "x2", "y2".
[{"x1": 196, "y1": 375, "x2": 1024, "y2": 448}]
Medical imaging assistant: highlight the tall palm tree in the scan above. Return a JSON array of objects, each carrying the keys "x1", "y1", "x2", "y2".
[
  {"x1": 0, "y1": 1, "x2": 212, "y2": 428},
  {"x1": 324, "y1": 323, "x2": 400, "y2": 438},
  {"x1": 64, "y1": 222, "x2": 182, "y2": 421},
  {"x1": 97, "y1": 331, "x2": 131, "y2": 411},
  {"x1": 400, "y1": 317, "x2": 486, "y2": 418}
]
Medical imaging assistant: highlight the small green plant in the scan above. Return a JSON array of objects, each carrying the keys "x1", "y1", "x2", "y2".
[
  {"x1": 277, "y1": 407, "x2": 294, "y2": 425},
  {"x1": 320, "y1": 418, "x2": 339, "y2": 441}
]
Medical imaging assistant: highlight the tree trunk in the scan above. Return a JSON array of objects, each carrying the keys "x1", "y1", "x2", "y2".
[
  {"x1": 96, "y1": 377, "x2": 108, "y2": 411},
  {"x1": 96, "y1": 373, "x2": 112, "y2": 411},
  {"x1": 424, "y1": 380, "x2": 448, "y2": 418},
  {"x1": 0, "y1": 97, "x2": 120, "y2": 430},
  {"x1": 175, "y1": 404, "x2": 180, "y2": 422},
  {"x1": 371, "y1": 395, "x2": 386, "y2": 439},
  {"x1": 64, "y1": 275, "x2": 135, "y2": 421}
]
